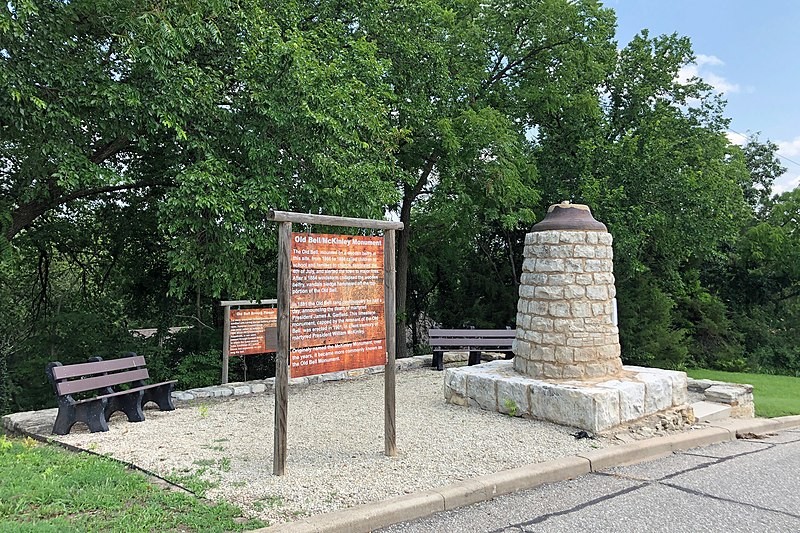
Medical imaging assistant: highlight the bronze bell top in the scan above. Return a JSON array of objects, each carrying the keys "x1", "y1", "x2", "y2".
[{"x1": 531, "y1": 201, "x2": 607, "y2": 232}]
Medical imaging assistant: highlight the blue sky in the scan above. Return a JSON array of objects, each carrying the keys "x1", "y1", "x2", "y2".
[{"x1": 608, "y1": 0, "x2": 800, "y2": 193}]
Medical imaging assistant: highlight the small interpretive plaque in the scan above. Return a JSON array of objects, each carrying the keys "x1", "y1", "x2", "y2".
[{"x1": 229, "y1": 307, "x2": 278, "y2": 356}]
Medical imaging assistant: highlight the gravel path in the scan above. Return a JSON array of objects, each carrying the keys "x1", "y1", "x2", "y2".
[{"x1": 53, "y1": 368, "x2": 615, "y2": 525}]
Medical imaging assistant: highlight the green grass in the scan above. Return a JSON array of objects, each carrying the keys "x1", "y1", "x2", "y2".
[
  {"x1": 0, "y1": 436, "x2": 266, "y2": 532},
  {"x1": 687, "y1": 369, "x2": 800, "y2": 418}
]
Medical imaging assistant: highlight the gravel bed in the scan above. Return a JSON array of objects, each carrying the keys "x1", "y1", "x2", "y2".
[{"x1": 53, "y1": 368, "x2": 615, "y2": 525}]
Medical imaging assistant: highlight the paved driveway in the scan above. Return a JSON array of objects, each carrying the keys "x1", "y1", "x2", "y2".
[{"x1": 380, "y1": 427, "x2": 800, "y2": 532}]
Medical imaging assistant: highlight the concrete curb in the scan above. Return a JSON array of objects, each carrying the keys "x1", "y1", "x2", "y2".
[
  {"x1": 576, "y1": 426, "x2": 733, "y2": 471},
  {"x1": 253, "y1": 417, "x2": 800, "y2": 533},
  {"x1": 708, "y1": 414, "x2": 800, "y2": 435}
]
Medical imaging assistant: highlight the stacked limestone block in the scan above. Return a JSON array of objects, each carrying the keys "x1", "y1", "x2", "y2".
[
  {"x1": 444, "y1": 361, "x2": 690, "y2": 432},
  {"x1": 513, "y1": 206, "x2": 623, "y2": 380}
]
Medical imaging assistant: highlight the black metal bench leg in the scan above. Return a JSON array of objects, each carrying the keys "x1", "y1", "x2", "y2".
[
  {"x1": 82, "y1": 403, "x2": 110, "y2": 433},
  {"x1": 65, "y1": 400, "x2": 110, "y2": 433},
  {"x1": 468, "y1": 350, "x2": 482, "y2": 366},
  {"x1": 52, "y1": 405, "x2": 77, "y2": 435},
  {"x1": 106, "y1": 391, "x2": 145, "y2": 422},
  {"x1": 432, "y1": 351, "x2": 444, "y2": 371},
  {"x1": 142, "y1": 383, "x2": 175, "y2": 411}
]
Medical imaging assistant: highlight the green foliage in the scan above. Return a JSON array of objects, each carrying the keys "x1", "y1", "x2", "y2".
[
  {"x1": 0, "y1": 238, "x2": 144, "y2": 413},
  {"x1": 544, "y1": 29, "x2": 764, "y2": 371},
  {"x1": 732, "y1": 306, "x2": 800, "y2": 375},
  {"x1": 411, "y1": 200, "x2": 527, "y2": 330},
  {"x1": 679, "y1": 289, "x2": 745, "y2": 372},
  {"x1": 738, "y1": 135, "x2": 787, "y2": 217},
  {"x1": 388, "y1": 0, "x2": 615, "y2": 340},
  {"x1": 502, "y1": 398, "x2": 518, "y2": 417},
  {"x1": 163, "y1": 331, "x2": 225, "y2": 391},
  {"x1": 2, "y1": 0, "x2": 397, "y2": 292},
  {"x1": 704, "y1": 186, "x2": 800, "y2": 376},
  {"x1": 0, "y1": 438, "x2": 265, "y2": 531},
  {"x1": 617, "y1": 273, "x2": 688, "y2": 369}
]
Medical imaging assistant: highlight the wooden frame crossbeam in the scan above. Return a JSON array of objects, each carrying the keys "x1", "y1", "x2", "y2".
[{"x1": 267, "y1": 210, "x2": 404, "y2": 231}]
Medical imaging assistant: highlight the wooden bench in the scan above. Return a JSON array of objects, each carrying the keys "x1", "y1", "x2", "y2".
[
  {"x1": 45, "y1": 354, "x2": 177, "y2": 435},
  {"x1": 429, "y1": 329, "x2": 516, "y2": 371}
]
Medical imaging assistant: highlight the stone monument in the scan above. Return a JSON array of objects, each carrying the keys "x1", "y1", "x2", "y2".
[
  {"x1": 444, "y1": 202, "x2": 689, "y2": 432},
  {"x1": 514, "y1": 202, "x2": 622, "y2": 380}
]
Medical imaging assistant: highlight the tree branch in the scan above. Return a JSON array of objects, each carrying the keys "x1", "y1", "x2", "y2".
[
  {"x1": 89, "y1": 136, "x2": 130, "y2": 164},
  {"x1": 476, "y1": 36, "x2": 577, "y2": 100},
  {"x1": 6, "y1": 181, "x2": 168, "y2": 241},
  {"x1": 174, "y1": 315, "x2": 215, "y2": 330}
]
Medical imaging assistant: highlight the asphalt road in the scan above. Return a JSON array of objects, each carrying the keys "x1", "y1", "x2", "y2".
[{"x1": 380, "y1": 427, "x2": 800, "y2": 533}]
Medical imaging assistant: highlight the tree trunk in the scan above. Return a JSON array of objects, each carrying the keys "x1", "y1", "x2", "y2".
[
  {"x1": 395, "y1": 187, "x2": 413, "y2": 359},
  {"x1": 395, "y1": 156, "x2": 437, "y2": 359}
]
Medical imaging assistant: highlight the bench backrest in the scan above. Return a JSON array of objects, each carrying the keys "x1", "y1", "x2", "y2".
[
  {"x1": 49, "y1": 356, "x2": 150, "y2": 396},
  {"x1": 429, "y1": 329, "x2": 516, "y2": 348}
]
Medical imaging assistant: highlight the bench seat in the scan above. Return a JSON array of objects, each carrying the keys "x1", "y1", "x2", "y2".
[{"x1": 429, "y1": 328, "x2": 515, "y2": 371}]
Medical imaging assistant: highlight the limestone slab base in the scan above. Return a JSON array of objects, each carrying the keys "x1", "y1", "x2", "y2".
[{"x1": 444, "y1": 360, "x2": 689, "y2": 433}]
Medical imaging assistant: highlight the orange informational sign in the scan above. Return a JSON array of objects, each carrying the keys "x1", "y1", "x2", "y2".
[
  {"x1": 291, "y1": 304, "x2": 385, "y2": 349},
  {"x1": 292, "y1": 339, "x2": 386, "y2": 375},
  {"x1": 290, "y1": 233, "x2": 386, "y2": 377},
  {"x1": 290, "y1": 269, "x2": 383, "y2": 308},
  {"x1": 229, "y1": 307, "x2": 278, "y2": 356},
  {"x1": 291, "y1": 233, "x2": 383, "y2": 270}
]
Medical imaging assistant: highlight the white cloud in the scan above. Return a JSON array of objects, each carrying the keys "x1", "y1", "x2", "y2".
[
  {"x1": 773, "y1": 172, "x2": 800, "y2": 195},
  {"x1": 703, "y1": 73, "x2": 741, "y2": 95},
  {"x1": 773, "y1": 136, "x2": 800, "y2": 194},
  {"x1": 726, "y1": 131, "x2": 747, "y2": 146},
  {"x1": 678, "y1": 54, "x2": 740, "y2": 95},
  {"x1": 695, "y1": 54, "x2": 724, "y2": 67},
  {"x1": 777, "y1": 136, "x2": 800, "y2": 158}
]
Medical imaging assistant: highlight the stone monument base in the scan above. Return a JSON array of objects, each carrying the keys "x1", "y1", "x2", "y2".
[{"x1": 444, "y1": 360, "x2": 689, "y2": 433}]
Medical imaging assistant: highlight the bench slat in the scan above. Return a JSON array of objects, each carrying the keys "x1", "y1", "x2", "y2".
[
  {"x1": 57, "y1": 368, "x2": 150, "y2": 396},
  {"x1": 72, "y1": 380, "x2": 178, "y2": 405},
  {"x1": 51, "y1": 356, "x2": 145, "y2": 380},
  {"x1": 429, "y1": 339, "x2": 514, "y2": 348},
  {"x1": 429, "y1": 329, "x2": 514, "y2": 338},
  {"x1": 430, "y1": 334, "x2": 515, "y2": 344}
]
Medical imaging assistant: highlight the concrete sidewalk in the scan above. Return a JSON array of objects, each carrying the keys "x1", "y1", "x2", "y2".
[{"x1": 256, "y1": 415, "x2": 800, "y2": 533}]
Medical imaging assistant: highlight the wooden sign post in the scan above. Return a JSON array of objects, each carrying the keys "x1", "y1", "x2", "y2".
[{"x1": 267, "y1": 210, "x2": 403, "y2": 476}]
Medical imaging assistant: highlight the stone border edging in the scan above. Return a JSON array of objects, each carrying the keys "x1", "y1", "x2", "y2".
[
  {"x1": 252, "y1": 415, "x2": 800, "y2": 533},
  {"x1": 170, "y1": 355, "x2": 434, "y2": 402}
]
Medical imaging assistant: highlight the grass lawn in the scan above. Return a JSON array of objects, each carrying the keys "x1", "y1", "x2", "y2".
[
  {"x1": 0, "y1": 435, "x2": 265, "y2": 533},
  {"x1": 687, "y1": 369, "x2": 800, "y2": 418}
]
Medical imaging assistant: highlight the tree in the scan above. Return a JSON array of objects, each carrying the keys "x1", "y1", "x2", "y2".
[
  {"x1": 2, "y1": 0, "x2": 396, "y2": 294},
  {"x1": 353, "y1": 0, "x2": 616, "y2": 355},
  {"x1": 717, "y1": 189, "x2": 800, "y2": 373},
  {"x1": 530, "y1": 30, "x2": 756, "y2": 368},
  {"x1": 738, "y1": 135, "x2": 787, "y2": 217}
]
